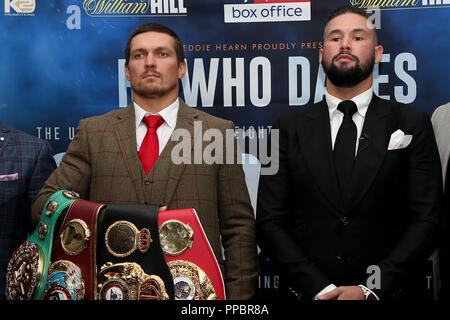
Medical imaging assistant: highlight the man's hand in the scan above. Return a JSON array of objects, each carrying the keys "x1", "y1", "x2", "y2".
[
  {"x1": 317, "y1": 286, "x2": 365, "y2": 300},
  {"x1": 159, "y1": 206, "x2": 168, "y2": 212}
]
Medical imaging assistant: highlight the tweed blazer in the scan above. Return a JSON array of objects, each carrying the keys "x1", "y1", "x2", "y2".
[
  {"x1": 0, "y1": 122, "x2": 56, "y2": 299},
  {"x1": 32, "y1": 100, "x2": 258, "y2": 299}
]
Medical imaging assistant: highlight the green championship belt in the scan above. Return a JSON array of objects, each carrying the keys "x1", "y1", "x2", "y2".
[{"x1": 5, "y1": 190, "x2": 79, "y2": 300}]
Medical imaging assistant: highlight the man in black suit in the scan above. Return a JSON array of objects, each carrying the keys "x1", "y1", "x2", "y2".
[{"x1": 256, "y1": 6, "x2": 443, "y2": 300}]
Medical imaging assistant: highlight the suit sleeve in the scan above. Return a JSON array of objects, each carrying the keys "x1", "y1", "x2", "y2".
[
  {"x1": 31, "y1": 119, "x2": 92, "y2": 224},
  {"x1": 368, "y1": 111, "x2": 444, "y2": 299},
  {"x1": 217, "y1": 120, "x2": 259, "y2": 300},
  {"x1": 27, "y1": 140, "x2": 57, "y2": 224},
  {"x1": 256, "y1": 118, "x2": 332, "y2": 300}
]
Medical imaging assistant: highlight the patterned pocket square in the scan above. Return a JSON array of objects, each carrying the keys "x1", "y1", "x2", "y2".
[{"x1": 0, "y1": 173, "x2": 19, "y2": 181}]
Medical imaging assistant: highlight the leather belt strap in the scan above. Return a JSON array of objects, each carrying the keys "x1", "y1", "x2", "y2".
[
  {"x1": 97, "y1": 204, "x2": 174, "y2": 300},
  {"x1": 158, "y1": 208, "x2": 226, "y2": 300},
  {"x1": 30, "y1": 190, "x2": 78, "y2": 300},
  {"x1": 6, "y1": 190, "x2": 78, "y2": 300},
  {"x1": 50, "y1": 199, "x2": 105, "y2": 300}
]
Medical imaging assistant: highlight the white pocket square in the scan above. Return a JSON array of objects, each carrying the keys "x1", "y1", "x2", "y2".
[
  {"x1": 388, "y1": 129, "x2": 412, "y2": 150},
  {"x1": 0, "y1": 173, "x2": 19, "y2": 181}
]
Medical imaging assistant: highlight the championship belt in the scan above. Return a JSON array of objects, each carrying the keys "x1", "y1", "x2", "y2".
[
  {"x1": 97, "y1": 204, "x2": 174, "y2": 300},
  {"x1": 158, "y1": 209, "x2": 226, "y2": 300},
  {"x1": 97, "y1": 262, "x2": 169, "y2": 300},
  {"x1": 5, "y1": 190, "x2": 79, "y2": 300},
  {"x1": 46, "y1": 199, "x2": 105, "y2": 300}
]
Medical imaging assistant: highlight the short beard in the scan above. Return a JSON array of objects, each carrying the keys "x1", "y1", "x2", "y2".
[
  {"x1": 133, "y1": 81, "x2": 177, "y2": 99},
  {"x1": 322, "y1": 51, "x2": 375, "y2": 88}
]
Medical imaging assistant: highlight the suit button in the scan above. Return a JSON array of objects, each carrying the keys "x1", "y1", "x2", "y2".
[
  {"x1": 340, "y1": 216, "x2": 349, "y2": 225},
  {"x1": 145, "y1": 180, "x2": 151, "y2": 185}
]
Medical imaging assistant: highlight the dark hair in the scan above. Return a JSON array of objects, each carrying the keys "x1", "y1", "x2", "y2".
[
  {"x1": 324, "y1": 6, "x2": 377, "y2": 42},
  {"x1": 326, "y1": 5, "x2": 370, "y2": 23},
  {"x1": 125, "y1": 23, "x2": 185, "y2": 65}
]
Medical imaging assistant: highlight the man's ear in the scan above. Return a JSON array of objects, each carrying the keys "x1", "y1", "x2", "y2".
[
  {"x1": 178, "y1": 60, "x2": 187, "y2": 79},
  {"x1": 318, "y1": 48, "x2": 323, "y2": 65},
  {"x1": 125, "y1": 63, "x2": 131, "y2": 81},
  {"x1": 374, "y1": 45, "x2": 383, "y2": 64}
]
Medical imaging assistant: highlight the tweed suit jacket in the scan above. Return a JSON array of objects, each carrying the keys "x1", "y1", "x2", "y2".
[
  {"x1": 32, "y1": 100, "x2": 258, "y2": 299},
  {"x1": 0, "y1": 122, "x2": 56, "y2": 299}
]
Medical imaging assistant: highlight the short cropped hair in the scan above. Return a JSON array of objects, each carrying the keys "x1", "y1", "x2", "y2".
[
  {"x1": 326, "y1": 5, "x2": 370, "y2": 23},
  {"x1": 324, "y1": 5, "x2": 378, "y2": 43},
  {"x1": 125, "y1": 23, "x2": 185, "y2": 66}
]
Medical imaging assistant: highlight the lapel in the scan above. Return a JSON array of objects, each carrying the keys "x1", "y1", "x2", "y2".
[
  {"x1": 346, "y1": 95, "x2": 393, "y2": 211},
  {"x1": 0, "y1": 123, "x2": 11, "y2": 156},
  {"x1": 296, "y1": 100, "x2": 346, "y2": 217},
  {"x1": 112, "y1": 104, "x2": 145, "y2": 203},
  {"x1": 161, "y1": 99, "x2": 199, "y2": 207}
]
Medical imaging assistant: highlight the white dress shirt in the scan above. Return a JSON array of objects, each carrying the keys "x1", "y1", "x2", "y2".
[
  {"x1": 134, "y1": 98, "x2": 179, "y2": 154},
  {"x1": 314, "y1": 88, "x2": 379, "y2": 300},
  {"x1": 326, "y1": 88, "x2": 373, "y2": 155}
]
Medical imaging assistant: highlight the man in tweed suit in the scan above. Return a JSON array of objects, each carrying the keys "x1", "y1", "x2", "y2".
[
  {"x1": 0, "y1": 122, "x2": 56, "y2": 299},
  {"x1": 32, "y1": 23, "x2": 258, "y2": 299}
]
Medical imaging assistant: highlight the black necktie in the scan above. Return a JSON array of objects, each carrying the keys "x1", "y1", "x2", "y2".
[{"x1": 334, "y1": 100, "x2": 358, "y2": 193}]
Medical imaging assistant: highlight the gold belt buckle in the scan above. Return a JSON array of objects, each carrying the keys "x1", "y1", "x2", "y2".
[
  {"x1": 60, "y1": 219, "x2": 91, "y2": 256},
  {"x1": 159, "y1": 220, "x2": 194, "y2": 256},
  {"x1": 169, "y1": 260, "x2": 217, "y2": 300},
  {"x1": 5, "y1": 242, "x2": 43, "y2": 300},
  {"x1": 97, "y1": 262, "x2": 169, "y2": 300},
  {"x1": 44, "y1": 260, "x2": 85, "y2": 300},
  {"x1": 104, "y1": 221, "x2": 152, "y2": 258}
]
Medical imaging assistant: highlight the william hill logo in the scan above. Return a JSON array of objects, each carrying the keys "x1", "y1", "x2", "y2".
[
  {"x1": 83, "y1": 0, "x2": 187, "y2": 17},
  {"x1": 350, "y1": 0, "x2": 450, "y2": 9}
]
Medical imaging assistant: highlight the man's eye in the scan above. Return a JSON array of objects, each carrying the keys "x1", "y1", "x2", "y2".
[
  {"x1": 134, "y1": 53, "x2": 144, "y2": 59},
  {"x1": 159, "y1": 52, "x2": 168, "y2": 57},
  {"x1": 331, "y1": 37, "x2": 340, "y2": 42},
  {"x1": 354, "y1": 36, "x2": 363, "y2": 41}
]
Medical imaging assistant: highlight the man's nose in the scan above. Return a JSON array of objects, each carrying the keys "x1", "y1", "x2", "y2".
[
  {"x1": 145, "y1": 54, "x2": 156, "y2": 68},
  {"x1": 340, "y1": 36, "x2": 351, "y2": 51}
]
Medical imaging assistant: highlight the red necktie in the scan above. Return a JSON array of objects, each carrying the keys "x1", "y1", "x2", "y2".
[{"x1": 139, "y1": 115, "x2": 164, "y2": 174}]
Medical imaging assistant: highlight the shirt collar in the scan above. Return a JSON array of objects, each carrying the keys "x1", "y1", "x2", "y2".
[
  {"x1": 326, "y1": 88, "x2": 373, "y2": 120},
  {"x1": 134, "y1": 98, "x2": 179, "y2": 129}
]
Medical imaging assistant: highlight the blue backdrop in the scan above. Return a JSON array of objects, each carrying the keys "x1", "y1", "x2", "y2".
[{"x1": 1, "y1": 0, "x2": 449, "y2": 299}]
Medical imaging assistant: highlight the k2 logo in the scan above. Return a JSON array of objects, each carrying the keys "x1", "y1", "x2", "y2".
[{"x1": 4, "y1": 0, "x2": 35, "y2": 14}]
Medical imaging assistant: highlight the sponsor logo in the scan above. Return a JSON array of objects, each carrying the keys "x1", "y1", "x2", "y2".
[
  {"x1": 4, "y1": 0, "x2": 35, "y2": 16},
  {"x1": 224, "y1": 0, "x2": 311, "y2": 23},
  {"x1": 82, "y1": 0, "x2": 187, "y2": 17},
  {"x1": 350, "y1": 0, "x2": 450, "y2": 10}
]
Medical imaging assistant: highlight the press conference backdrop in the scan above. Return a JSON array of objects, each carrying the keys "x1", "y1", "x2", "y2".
[{"x1": 1, "y1": 0, "x2": 449, "y2": 300}]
